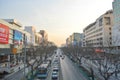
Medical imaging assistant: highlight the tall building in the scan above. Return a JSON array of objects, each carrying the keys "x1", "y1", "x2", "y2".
[
  {"x1": 35, "y1": 32, "x2": 42, "y2": 46},
  {"x1": 66, "y1": 33, "x2": 83, "y2": 47},
  {"x1": 24, "y1": 26, "x2": 36, "y2": 46},
  {"x1": 0, "y1": 19, "x2": 31, "y2": 73},
  {"x1": 39, "y1": 30, "x2": 48, "y2": 46},
  {"x1": 112, "y1": 0, "x2": 120, "y2": 47},
  {"x1": 83, "y1": 10, "x2": 113, "y2": 47}
]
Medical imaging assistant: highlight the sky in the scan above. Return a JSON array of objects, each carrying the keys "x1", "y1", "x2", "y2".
[{"x1": 0, "y1": 0, "x2": 113, "y2": 46}]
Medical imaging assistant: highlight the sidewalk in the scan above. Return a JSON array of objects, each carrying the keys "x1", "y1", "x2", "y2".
[
  {"x1": 81, "y1": 57, "x2": 105, "y2": 80},
  {"x1": 4, "y1": 63, "x2": 24, "y2": 79}
]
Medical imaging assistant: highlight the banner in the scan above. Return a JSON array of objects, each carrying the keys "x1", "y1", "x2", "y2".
[
  {"x1": 0, "y1": 23, "x2": 9, "y2": 44},
  {"x1": 14, "y1": 30, "x2": 22, "y2": 40},
  {"x1": 13, "y1": 30, "x2": 22, "y2": 45}
]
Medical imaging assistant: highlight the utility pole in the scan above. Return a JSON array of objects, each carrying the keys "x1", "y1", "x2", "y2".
[
  {"x1": 90, "y1": 67, "x2": 94, "y2": 80},
  {"x1": 24, "y1": 34, "x2": 26, "y2": 79}
]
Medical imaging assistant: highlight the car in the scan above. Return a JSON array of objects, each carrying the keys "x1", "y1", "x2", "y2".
[
  {"x1": 55, "y1": 54, "x2": 59, "y2": 57},
  {"x1": 53, "y1": 65, "x2": 59, "y2": 70},
  {"x1": 60, "y1": 55, "x2": 62, "y2": 57},
  {"x1": 53, "y1": 59, "x2": 59, "y2": 63},
  {"x1": 54, "y1": 59, "x2": 58, "y2": 62},
  {"x1": 62, "y1": 57, "x2": 64, "y2": 59},
  {"x1": 62, "y1": 55, "x2": 65, "y2": 59},
  {"x1": 53, "y1": 67, "x2": 59, "y2": 72},
  {"x1": 53, "y1": 65, "x2": 59, "y2": 68},
  {"x1": 52, "y1": 71, "x2": 58, "y2": 80}
]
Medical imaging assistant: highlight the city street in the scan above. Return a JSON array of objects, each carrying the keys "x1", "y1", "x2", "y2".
[
  {"x1": 1, "y1": 49, "x2": 120, "y2": 80},
  {"x1": 46, "y1": 55, "x2": 61, "y2": 80},
  {"x1": 60, "y1": 55, "x2": 87, "y2": 80},
  {"x1": 4, "y1": 65, "x2": 30, "y2": 80},
  {"x1": 1, "y1": 0, "x2": 120, "y2": 80},
  {"x1": 4, "y1": 69, "x2": 24, "y2": 80}
]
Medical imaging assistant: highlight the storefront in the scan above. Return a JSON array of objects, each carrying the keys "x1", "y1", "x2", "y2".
[
  {"x1": 0, "y1": 23, "x2": 11, "y2": 73},
  {"x1": 13, "y1": 30, "x2": 23, "y2": 64}
]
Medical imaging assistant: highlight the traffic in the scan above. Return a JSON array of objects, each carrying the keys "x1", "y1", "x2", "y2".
[{"x1": 35, "y1": 49, "x2": 64, "y2": 80}]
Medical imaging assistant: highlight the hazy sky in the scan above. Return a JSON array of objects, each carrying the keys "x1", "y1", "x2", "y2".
[{"x1": 0, "y1": 0, "x2": 113, "y2": 46}]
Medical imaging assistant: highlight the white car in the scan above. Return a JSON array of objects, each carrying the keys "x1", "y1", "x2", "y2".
[
  {"x1": 52, "y1": 71, "x2": 58, "y2": 80},
  {"x1": 53, "y1": 67, "x2": 59, "y2": 72}
]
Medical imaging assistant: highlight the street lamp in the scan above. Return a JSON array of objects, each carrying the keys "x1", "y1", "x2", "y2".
[
  {"x1": 23, "y1": 34, "x2": 27, "y2": 79},
  {"x1": 90, "y1": 67, "x2": 94, "y2": 80}
]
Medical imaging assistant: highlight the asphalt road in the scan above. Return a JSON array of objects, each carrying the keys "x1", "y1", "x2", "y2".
[
  {"x1": 4, "y1": 66, "x2": 30, "y2": 80},
  {"x1": 4, "y1": 69, "x2": 24, "y2": 80},
  {"x1": 47, "y1": 54, "x2": 60, "y2": 80},
  {"x1": 60, "y1": 55, "x2": 87, "y2": 80}
]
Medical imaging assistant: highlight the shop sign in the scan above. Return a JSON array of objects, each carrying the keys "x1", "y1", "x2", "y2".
[
  {"x1": 12, "y1": 48, "x2": 17, "y2": 54},
  {"x1": 13, "y1": 30, "x2": 22, "y2": 45},
  {"x1": 0, "y1": 23, "x2": 9, "y2": 44}
]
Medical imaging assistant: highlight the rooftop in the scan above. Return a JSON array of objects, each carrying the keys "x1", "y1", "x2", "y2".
[{"x1": 3, "y1": 19, "x2": 22, "y2": 27}]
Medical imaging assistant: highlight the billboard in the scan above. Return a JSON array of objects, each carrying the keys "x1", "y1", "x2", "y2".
[
  {"x1": 13, "y1": 30, "x2": 22, "y2": 45},
  {"x1": 0, "y1": 23, "x2": 9, "y2": 44}
]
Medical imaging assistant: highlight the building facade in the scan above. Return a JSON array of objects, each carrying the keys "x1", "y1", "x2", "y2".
[
  {"x1": 83, "y1": 10, "x2": 113, "y2": 48},
  {"x1": 24, "y1": 26, "x2": 36, "y2": 46},
  {"x1": 39, "y1": 30, "x2": 48, "y2": 46},
  {"x1": 66, "y1": 33, "x2": 83, "y2": 47},
  {"x1": 112, "y1": 0, "x2": 120, "y2": 47},
  {"x1": 0, "y1": 19, "x2": 31, "y2": 73},
  {"x1": 35, "y1": 32, "x2": 42, "y2": 46}
]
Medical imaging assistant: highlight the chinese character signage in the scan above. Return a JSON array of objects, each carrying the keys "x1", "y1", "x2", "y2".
[{"x1": 0, "y1": 23, "x2": 9, "y2": 44}]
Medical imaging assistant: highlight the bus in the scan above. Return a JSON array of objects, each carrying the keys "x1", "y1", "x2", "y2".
[{"x1": 36, "y1": 63, "x2": 49, "y2": 79}]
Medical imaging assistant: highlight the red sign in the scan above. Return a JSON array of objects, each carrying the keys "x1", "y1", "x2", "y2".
[
  {"x1": 95, "y1": 49, "x2": 104, "y2": 53},
  {"x1": 0, "y1": 23, "x2": 9, "y2": 44}
]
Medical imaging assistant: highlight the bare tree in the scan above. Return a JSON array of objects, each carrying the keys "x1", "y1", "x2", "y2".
[{"x1": 94, "y1": 38, "x2": 120, "y2": 80}]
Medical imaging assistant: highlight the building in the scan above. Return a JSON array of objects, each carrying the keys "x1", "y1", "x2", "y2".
[
  {"x1": 83, "y1": 10, "x2": 113, "y2": 48},
  {"x1": 66, "y1": 35, "x2": 72, "y2": 46},
  {"x1": 24, "y1": 31, "x2": 32, "y2": 48},
  {"x1": 112, "y1": 0, "x2": 120, "y2": 47},
  {"x1": 39, "y1": 30, "x2": 48, "y2": 46},
  {"x1": 24, "y1": 26, "x2": 36, "y2": 46},
  {"x1": 66, "y1": 33, "x2": 83, "y2": 47},
  {"x1": 0, "y1": 19, "x2": 31, "y2": 73},
  {"x1": 35, "y1": 32, "x2": 42, "y2": 46},
  {"x1": 47, "y1": 41, "x2": 56, "y2": 47},
  {"x1": 66, "y1": 38, "x2": 69, "y2": 46}
]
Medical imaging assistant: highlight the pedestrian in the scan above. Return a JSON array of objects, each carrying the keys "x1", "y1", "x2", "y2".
[{"x1": 19, "y1": 67, "x2": 20, "y2": 70}]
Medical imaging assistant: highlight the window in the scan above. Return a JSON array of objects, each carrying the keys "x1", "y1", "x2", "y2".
[
  {"x1": 110, "y1": 42, "x2": 112, "y2": 45},
  {"x1": 99, "y1": 18, "x2": 103, "y2": 26},
  {"x1": 99, "y1": 37, "x2": 103, "y2": 41},
  {"x1": 105, "y1": 17, "x2": 111, "y2": 25},
  {"x1": 110, "y1": 37, "x2": 112, "y2": 40},
  {"x1": 109, "y1": 27, "x2": 111, "y2": 30},
  {"x1": 109, "y1": 32, "x2": 111, "y2": 35}
]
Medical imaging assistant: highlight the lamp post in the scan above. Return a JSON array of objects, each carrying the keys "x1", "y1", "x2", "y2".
[
  {"x1": 90, "y1": 67, "x2": 94, "y2": 80},
  {"x1": 24, "y1": 34, "x2": 27, "y2": 79}
]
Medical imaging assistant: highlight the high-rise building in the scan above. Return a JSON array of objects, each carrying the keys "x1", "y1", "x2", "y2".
[
  {"x1": 66, "y1": 33, "x2": 83, "y2": 47},
  {"x1": 112, "y1": 0, "x2": 120, "y2": 47},
  {"x1": 39, "y1": 30, "x2": 48, "y2": 46},
  {"x1": 24, "y1": 26, "x2": 36, "y2": 46},
  {"x1": 83, "y1": 10, "x2": 113, "y2": 47},
  {"x1": 35, "y1": 32, "x2": 42, "y2": 46}
]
